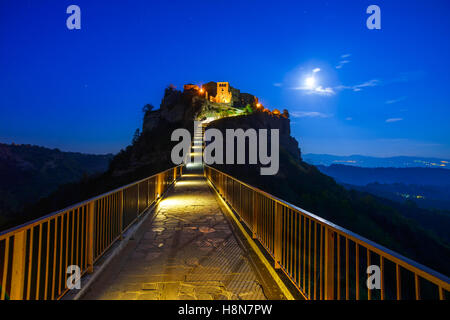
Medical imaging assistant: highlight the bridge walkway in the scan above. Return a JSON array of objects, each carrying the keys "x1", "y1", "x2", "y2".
[{"x1": 81, "y1": 171, "x2": 287, "y2": 300}]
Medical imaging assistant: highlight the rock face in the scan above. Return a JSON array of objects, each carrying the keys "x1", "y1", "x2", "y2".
[
  {"x1": 143, "y1": 86, "x2": 196, "y2": 133},
  {"x1": 208, "y1": 112, "x2": 302, "y2": 162}
]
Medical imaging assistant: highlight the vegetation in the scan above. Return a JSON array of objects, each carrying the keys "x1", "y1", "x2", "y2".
[{"x1": 243, "y1": 104, "x2": 254, "y2": 115}]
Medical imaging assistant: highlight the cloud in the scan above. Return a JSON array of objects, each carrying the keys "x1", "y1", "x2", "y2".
[
  {"x1": 312, "y1": 68, "x2": 321, "y2": 73},
  {"x1": 353, "y1": 79, "x2": 379, "y2": 90},
  {"x1": 345, "y1": 117, "x2": 352, "y2": 121},
  {"x1": 273, "y1": 82, "x2": 282, "y2": 87},
  {"x1": 293, "y1": 85, "x2": 336, "y2": 96},
  {"x1": 336, "y1": 79, "x2": 380, "y2": 92},
  {"x1": 385, "y1": 96, "x2": 406, "y2": 104},
  {"x1": 314, "y1": 86, "x2": 335, "y2": 95},
  {"x1": 385, "y1": 118, "x2": 403, "y2": 123},
  {"x1": 336, "y1": 54, "x2": 351, "y2": 68},
  {"x1": 335, "y1": 60, "x2": 350, "y2": 69},
  {"x1": 291, "y1": 111, "x2": 331, "y2": 118}
]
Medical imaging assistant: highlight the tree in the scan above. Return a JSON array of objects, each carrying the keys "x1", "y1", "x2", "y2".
[
  {"x1": 142, "y1": 104, "x2": 154, "y2": 115},
  {"x1": 132, "y1": 128, "x2": 140, "y2": 145},
  {"x1": 244, "y1": 104, "x2": 253, "y2": 115}
]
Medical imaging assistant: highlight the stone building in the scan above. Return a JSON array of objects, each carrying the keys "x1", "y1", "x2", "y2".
[
  {"x1": 210, "y1": 82, "x2": 232, "y2": 103},
  {"x1": 183, "y1": 84, "x2": 200, "y2": 91},
  {"x1": 183, "y1": 81, "x2": 258, "y2": 107}
]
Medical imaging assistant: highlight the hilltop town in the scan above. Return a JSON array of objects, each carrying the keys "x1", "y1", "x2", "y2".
[{"x1": 182, "y1": 81, "x2": 289, "y2": 119}]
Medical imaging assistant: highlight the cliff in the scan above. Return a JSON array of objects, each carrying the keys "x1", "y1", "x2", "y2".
[{"x1": 209, "y1": 112, "x2": 301, "y2": 161}]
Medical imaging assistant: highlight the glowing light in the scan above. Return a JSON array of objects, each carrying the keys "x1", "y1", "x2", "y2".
[
  {"x1": 175, "y1": 180, "x2": 204, "y2": 187},
  {"x1": 305, "y1": 77, "x2": 315, "y2": 88},
  {"x1": 199, "y1": 88, "x2": 204, "y2": 93},
  {"x1": 189, "y1": 152, "x2": 202, "y2": 159},
  {"x1": 186, "y1": 162, "x2": 203, "y2": 169}
]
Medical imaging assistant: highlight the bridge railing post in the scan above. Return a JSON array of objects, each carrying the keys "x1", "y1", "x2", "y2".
[
  {"x1": 119, "y1": 190, "x2": 124, "y2": 239},
  {"x1": 87, "y1": 202, "x2": 95, "y2": 273},
  {"x1": 252, "y1": 191, "x2": 257, "y2": 239},
  {"x1": 324, "y1": 228, "x2": 335, "y2": 300},
  {"x1": 239, "y1": 183, "x2": 242, "y2": 221},
  {"x1": 10, "y1": 230, "x2": 26, "y2": 300},
  {"x1": 136, "y1": 183, "x2": 140, "y2": 217},
  {"x1": 274, "y1": 202, "x2": 282, "y2": 269}
]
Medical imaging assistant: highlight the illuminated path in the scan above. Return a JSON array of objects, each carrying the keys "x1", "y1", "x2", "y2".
[{"x1": 81, "y1": 172, "x2": 287, "y2": 300}]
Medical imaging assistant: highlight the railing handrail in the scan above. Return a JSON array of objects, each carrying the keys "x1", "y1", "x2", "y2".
[
  {"x1": 0, "y1": 165, "x2": 183, "y2": 238},
  {"x1": 204, "y1": 165, "x2": 450, "y2": 291}
]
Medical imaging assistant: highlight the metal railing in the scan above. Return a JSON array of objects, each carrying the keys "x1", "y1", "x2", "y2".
[
  {"x1": 205, "y1": 165, "x2": 450, "y2": 300},
  {"x1": 0, "y1": 165, "x2": 183, "y2": 300}
]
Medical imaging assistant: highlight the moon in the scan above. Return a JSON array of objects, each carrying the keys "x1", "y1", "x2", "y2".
[{"x1": 305, "y1": 77, "x2": 316, "y2": 88}]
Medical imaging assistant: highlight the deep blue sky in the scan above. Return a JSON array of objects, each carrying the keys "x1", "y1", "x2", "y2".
[{"x1": 1, "y1": 0, "x2": 449, "y2": 157}]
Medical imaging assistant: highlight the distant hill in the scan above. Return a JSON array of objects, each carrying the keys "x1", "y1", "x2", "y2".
[
  {"x1": 315, "y1": 163, "x2": 450, "y2": 215},
  {"x1": 342, "y1": 182, "x2": 450, "y2": 211},
  {"x1": 316, "y1": 164, "x2": 450, "y2": 186},
  {"x1": 0, "y1": 143, "x2": 113, "y2": 226},
  {"x1": 304, "y1": 153, "x2": 450, "y2": 169}
]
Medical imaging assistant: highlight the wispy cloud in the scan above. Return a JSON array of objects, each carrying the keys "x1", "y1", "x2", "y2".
[
  {"x1": 312, "y1": 68, "x2": 321, "y2": 73},
  {"x1": 336, "y1": 60, "x2": 350, "y2": 69},
  {"x1": 273, "y1": 82, "x2": 282, "y2": 87},
  {"x1": 336, "y1": 54, "x2": 351, "y2": 69},
  {"x1": 385, "y1": 118, "x2": 403, "y2": 123},
  {"x1": 291, "y1": 111, "x2": 331, "y2": 118},
  {"x1": 313, "y1": 86, "x2": 335, "y2": 95},
  {"x1": 294, "y1": 85, "x2": 335, "y2": 96},
  {"x1": 336, "y1": 79, "x2": 380, "y2": 92},
  {"x1": 385, "y1": 96, "x2": 406, "y2": 104},
  {"x1": 345, "y1": 117, "x2": 353, "y2": 121}
]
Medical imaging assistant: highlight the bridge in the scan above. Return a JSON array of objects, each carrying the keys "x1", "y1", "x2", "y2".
[{"x1": 0, "y1": 124, "x2": 449, "y2": 300}]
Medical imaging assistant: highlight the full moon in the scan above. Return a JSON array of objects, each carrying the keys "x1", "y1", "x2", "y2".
[{"x1": 305, "y1": 76, "x2": 315, "y2": 87}]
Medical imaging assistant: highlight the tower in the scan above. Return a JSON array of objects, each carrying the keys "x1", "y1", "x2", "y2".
[{"x1": 214, "y1": 82, "x2": 232, "y2": 103}]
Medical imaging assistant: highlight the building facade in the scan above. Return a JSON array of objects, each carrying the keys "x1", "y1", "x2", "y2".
[
  {"x1": 183, "y1": 81, "x2": 234, "y2": 104},
  {"x1": 210, "y1": 82, "x2": 232, "y2": 103}
]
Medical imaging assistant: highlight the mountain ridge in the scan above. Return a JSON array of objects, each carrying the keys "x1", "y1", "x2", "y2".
[
  {"x1": 316, "y1": 164, "x2": 450, "y2": 187},
  {"x1": 304, "y1": 153, "x2": 450, "y2": 169}
]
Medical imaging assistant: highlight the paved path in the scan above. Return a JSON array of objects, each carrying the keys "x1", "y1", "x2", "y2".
[{"x1": 82, "y1": 172, "x2": 286, "y2": 300}]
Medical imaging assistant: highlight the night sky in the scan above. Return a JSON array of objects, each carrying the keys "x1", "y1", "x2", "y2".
[{"x1": 1, "y1": 0, "x2": 449, "y2": 157}]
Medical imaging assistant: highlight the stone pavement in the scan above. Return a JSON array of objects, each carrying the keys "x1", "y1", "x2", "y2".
[{"x1": 82, "y1": 172, "x2": 286, "y2": 300}]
